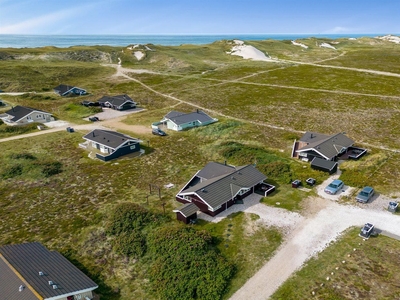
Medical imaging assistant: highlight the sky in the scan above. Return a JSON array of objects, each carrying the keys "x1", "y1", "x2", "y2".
[{"x1": 0, "y1": 0, "x2": 399, "y2": 35}]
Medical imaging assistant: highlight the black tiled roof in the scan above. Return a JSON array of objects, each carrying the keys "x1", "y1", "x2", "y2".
[
  {"x1": 83, "y1": 129, "x2": 139, "y2": 149},
  {"x1": 197, "y1": 162, "x2": 235, "y2": 179},
  {"x1": 174, "y1": 203, "x2": 200, "y2": 217},
  {"x1": 0, "y1": 242, "x2": 98, "y2": 299},
  {"x1": 298, "y1": 132, "x2": 354, "y2": 160},
  {"x1": 311, "y1": 157, "x2": 338, "y2": 171},
  {"x1": 53, "y1": 84, "x2": 74, "y2": 95},
  {"x1": 164, "y1": 110, "x2": 215, "y2": 125},
  {"x1": 97, "y1": 94, "x2": 136, "y2": 107},
  {"x1": 180, "y1": 164, "x2": 266, "y2": 209},
  {"x1": 5, "y1": 106, "x2": 50, "y2": 122}
]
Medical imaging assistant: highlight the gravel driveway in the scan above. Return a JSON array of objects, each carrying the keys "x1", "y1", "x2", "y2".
[
  {"x1": 230, "y1": 193, "x2": 400, "y2": 300},
  {"x1": 86, "y1": 107, "x2": 145, "y2": 121}
]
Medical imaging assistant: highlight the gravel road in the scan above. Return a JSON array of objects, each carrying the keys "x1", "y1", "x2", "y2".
[{"x1": 229, "y1": 190, "x2": 400, "y2": 300}]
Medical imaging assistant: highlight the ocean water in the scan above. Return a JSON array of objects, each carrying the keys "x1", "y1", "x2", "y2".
[{"x1": 0, "y1": 33, "x2": 384, "y2": 48}]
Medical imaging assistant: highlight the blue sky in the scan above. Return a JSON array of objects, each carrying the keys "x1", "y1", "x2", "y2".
[{"x1": 0, "y1": 0, "x2": 399, "y2": 35}]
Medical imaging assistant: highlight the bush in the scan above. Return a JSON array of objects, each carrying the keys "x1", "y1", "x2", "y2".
[
  {"x1": 147, "y1": 226, "x2": 235, "y2": 300},
  {"x1": 37, "y1": 161, "x2": 62, "y2": 177},
  {"x1": 258, "y1": 161, "x2": 293, "y2": 184},
  {"x1": 9, "y1": 152, "x2": 37, "y2": 160},
  {"x1": 106, "y1": 202, "x2": 156, "y2": 235},
  {"x1": 113, "y1": 231, "x2": 146, "y2": 258},
  {"x1": 1, "y1": 164, "x2": 23, "y2": 179}
]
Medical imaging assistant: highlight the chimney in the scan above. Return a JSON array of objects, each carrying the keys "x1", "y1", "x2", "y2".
[
  {"x1": 39, "y1": 271, "x2": 44, "y2": 276},
  {"x1": 19, "y1": 285, "x2": 24, "y2": 292},
  {"x1": 48, "y1": 281, "x2": 53, "y2": 285}
]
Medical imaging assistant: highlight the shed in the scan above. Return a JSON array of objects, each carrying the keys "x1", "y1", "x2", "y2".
[
  {"x1": 173, "y1": 203, "x2": 199, "y2": 224},
  {"x1": 311, "y1": 157, "x2": 338, "y2": 174}
]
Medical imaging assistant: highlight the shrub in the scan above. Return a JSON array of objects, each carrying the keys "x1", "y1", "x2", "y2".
[
  {"x1": 106, "y1": 202, "x2": 155, "y2": 235},
  {"x1": 37, "y1": 161, "x2": 62, "y2": 177},
  {"x1": 112, "y1": 231, "x2": 146, "y2": 258},
  {"x1": 258, "y1": 161, "x2": 293, "y2": 184},
  {"x1": 147, "y1": 226, "x2": 235, "y2": 300},
  {"x1": 9, "y1": 152, "x2": 37, "y2": 160},
  {"x1": 1, "y1": 164, "x2": 23, "y2": 179}
]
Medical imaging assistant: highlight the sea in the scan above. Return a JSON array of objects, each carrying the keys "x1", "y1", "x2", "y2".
[{"x1": 0, "y1": 34, "x2": 385, "y2": 49}]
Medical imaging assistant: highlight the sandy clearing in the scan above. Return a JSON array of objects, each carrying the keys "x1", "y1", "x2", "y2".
[
  {"x1": 134, "y1": 51, "x2": 145, "y2": 60},
  {"x1": 291, "y1": 40, "x2": 308, "y2": 49},
  {"x1": 102, "y1": 118, "x2": 151, "y2": 135},
  {"x1": 227, "y1": 40, "x2": 274, "y2": 62},
  {"x1": 88, "y1": 107, "x2": 145, "y2": 121},
  {"x1": 319, "y1": 42, "x2": 336, "y2": 50}
]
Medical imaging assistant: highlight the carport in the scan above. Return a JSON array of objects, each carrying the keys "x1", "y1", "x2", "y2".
[{"x1": 311, "y1": 157, "x2": 338, "y2": 174}]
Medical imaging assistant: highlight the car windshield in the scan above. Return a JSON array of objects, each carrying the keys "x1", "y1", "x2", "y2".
[
  {"x1": 329, "y1": 183, "x2": 338, "y2": 188},
  {"x1": 360, "y1": 191, "x2": 369, "y2": 197}
]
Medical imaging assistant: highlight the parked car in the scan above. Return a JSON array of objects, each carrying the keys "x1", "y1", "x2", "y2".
[
  {"x1": 324, "y1": 179, "x2": 344, "y2": 195},
  {"x1": 89, "y1": 116, "x2": 99, "y2": 122},
  {"x1": 359, "y1": 223, "x2": 374, "y2": 239},
  {"x1": 152, "y1": 128, "x2": 167, "y2": 136},
  {"x1": 356, "y1": 186, "x2": 374, "y2": 203}
]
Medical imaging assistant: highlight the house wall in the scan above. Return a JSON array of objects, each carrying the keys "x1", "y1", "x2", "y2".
[
  {"x1": 118, "y1": 102, "x2": 136, "y2": 111},
  {"x1": 8, "y1": 112, "x2": 53, "y2": 125},
  {"x1": 59, "y1": 290, "x2": 94, "y2": 300},
  {"x1": 96, "y1": 142, "x2": 140, "y2": 161},
  {"x1": 298, "y1": 150, "x2": 327, "y2": 162},
  {"x1": 176, "y1": 212, "x2": 197, "y2": 224},
  {"x1": 176, "y1": 194, "x2": 236, "y2": 217}
]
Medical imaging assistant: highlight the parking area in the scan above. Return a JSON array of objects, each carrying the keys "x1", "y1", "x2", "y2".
[
  {"x1": 86, "y1": 107, "x2": 145, "y2": 121},
  {"x1": 316, "y1": 173, "x2": 354, "y2": 201}
]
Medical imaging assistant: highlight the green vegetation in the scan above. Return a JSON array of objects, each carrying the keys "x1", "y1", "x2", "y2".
[
  {"x1": 147, "y1": 226, "x2": 234, "y2": 300},
  {"x1": 0, "y1": 122, "x2": 41, "y2": 138},
  {"x1": 271, "y1": 227, "x2": 400, "y2": 299},
  {"x1": 1, "y1": 37, "x2": 400, "y2": 299}
]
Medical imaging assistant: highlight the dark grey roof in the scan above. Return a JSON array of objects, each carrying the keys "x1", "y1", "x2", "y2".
[
  {"x1": 53, "y1": 84, "x2": 74, "y2": 95},
  {"x1": 164, "y1": 110, "x2": 215, "y2": 126},
  {"x1": 54, "y1": 84, "x2": 86, "y2": 95},
  {"x1": 297, "y1": 132, "x2": 354, "y2": 160},
  {"x1": 98, "y1": 94, "x2": 135, "y2": 107},
  {"x1": 0, "y1": 256, "x2": 38, "y2": 300},
  {"x1": 196, "y1": 162, "x2": 235, "y2": 179},
  {"x1": 0, "y1": 242, "x2": 98, "y2": 299},
  {"x1": 311, "y1": 157, "x2": 338, "y2": 171},
  {"x1": 174, "y1": 203, "x2": 200, "y2": 217},
  {"x1": 180, "y1": 164, "x2": 266, "y2": 209},
  {"x1": 83, "y1": 129, "x2": 139, "y2": 149},
  {"x1": 5, "y1": 106, "x2": 50, "y2": 122}
]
